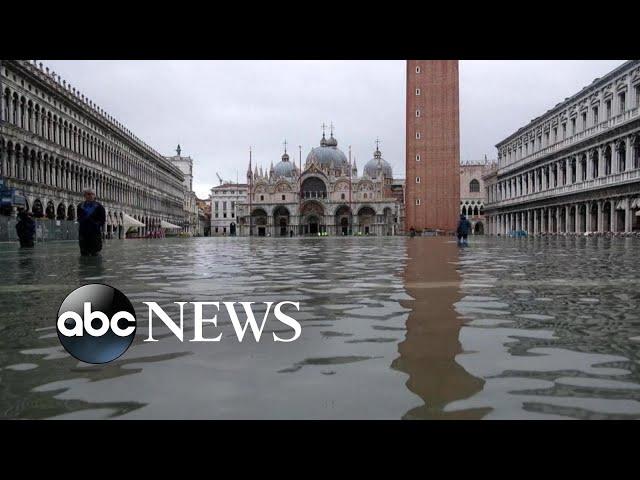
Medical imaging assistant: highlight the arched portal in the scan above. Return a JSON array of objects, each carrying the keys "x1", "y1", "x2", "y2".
[
  {"x1": 335, "y1": 205, "x2": 352, "y2": 235},
  {"x1": 67, "y1": 204, "x2": 75, "y2": 221},
  {"x1": 45, "y1": 201, "x2": 55, "y2": 219},
  {"x1": 357, "y1": 206, "x2": 376, "y2": 235},
  {"x1": 32, "y1": 199, "x2": 44, "y2": 218},
  {"x1": 251, "y1": 208, "x2": 268, "y2": 236},
  {"x1": 273, "y1": 206, "x2": 290, "y2": 236},
  {"x1": 301, "y1": 176, "x2": 327, "y2": 200},
  {"x1": 230, "y1": 222, "x2": 236, "y2": 236},
  {"x1": 301, "y1": 201, "x2": 324, "y2": 235},
  {"x1": 474, "y1": 221, "x2": 484, "y2": 235}
]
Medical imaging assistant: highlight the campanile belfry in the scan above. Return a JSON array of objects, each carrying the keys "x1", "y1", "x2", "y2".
[{"x1": 405, "y1": 60, "x2": 460, "y2": 232}]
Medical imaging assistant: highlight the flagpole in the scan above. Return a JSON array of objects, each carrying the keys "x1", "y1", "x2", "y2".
[
  {"x1": 349, "y1": 145, "x2": 352, "y2": 235},
  {"x1": 248, "y1": 147, "x2": 252, "y2": 236},
  {"x1": 298, "y1": 144, "x2": 302, "y2": 236}
]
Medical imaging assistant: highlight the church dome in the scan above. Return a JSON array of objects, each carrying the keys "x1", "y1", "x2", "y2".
[
  {"x1": 306, "y1": 132, "x2": 349, "y2": 169},
  {"x1": 274, "y1": 152, "x2": 296, "y2": 178},
  {"x1": 363, "y1": 146, "x2": 392, "y2": 178}
]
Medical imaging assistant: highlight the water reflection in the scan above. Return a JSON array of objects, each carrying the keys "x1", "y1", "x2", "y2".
[
  {"x1": 1, "y1": 236, "x2": 639, "y2": 419},
  {"x1": 392, "y1": 238, "x2": 489, "y2": 419}
]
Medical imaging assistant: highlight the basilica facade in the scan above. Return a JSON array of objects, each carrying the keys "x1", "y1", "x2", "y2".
[{"x1": 237, "y1": 130, "x2": 402, "y2": 236}]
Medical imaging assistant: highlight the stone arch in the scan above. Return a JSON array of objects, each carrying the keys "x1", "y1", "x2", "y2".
[
  {"x1": 56, "y1": 202, "x2": 66, "y2": 220},
  {"x1": 273, "y1": 206, "x2": 290, "y2": 236},
  {"x1": 357, "y1": 205, "x2": 376, "y2": 235},
  {"x1": 469, "y1": 179, "x2": 480, "y2": 192},
  {"x1": 67, "y1": 204, "x2": 75, "y2": 221},
  {"x1": 335, "y1": 204, "x2": 352, "y2": 235},
  {"x1": 301, "y1": 176, "x2": 327, "y2": 200},
  {"x1": 32, "y1": 199, "x2": 44, "y2": 218},
  {"x1": 45, "y1": 200, "x2": 55, "y2": 219}
]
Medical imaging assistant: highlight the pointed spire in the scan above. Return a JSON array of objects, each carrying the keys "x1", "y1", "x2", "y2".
[{"x1": 176, "y1": 144, "x2": 181, "y2": 156}]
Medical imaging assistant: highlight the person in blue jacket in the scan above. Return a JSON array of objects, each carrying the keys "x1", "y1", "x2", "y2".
[
  {"x1": 77, "y1": 188, "x2": 106, "y2": 256},
  {"x1": 456, "y1": 214, "x2": 472, "y2": 246}
]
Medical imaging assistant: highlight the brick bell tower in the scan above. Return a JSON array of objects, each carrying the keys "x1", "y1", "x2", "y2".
[{"x1": 405, "y1": 60, "x2": 460, "y2": 233}]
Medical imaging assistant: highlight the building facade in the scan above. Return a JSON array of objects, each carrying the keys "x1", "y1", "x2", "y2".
[
  {"x1": 166, "y1": 145, "x2": 200, "y2": 235},
  {"x1": 405, "y1": 60, "x2": 460, "y2": 233},
  {"x1": 484, "y1": 60, "x2": 640, "y2": 235},
  {"x1": 460, "y1": 160, "x2": 494, "y2": 234},
  {"x1": 210, "y1": 182, "x2": 248, "y2": 236},
  {"x1": 237, "y1": 130, "x2": 402, "y2": 236},
  {"x1": 0, "y1": 60, "x2": 184, "y2": 237}
]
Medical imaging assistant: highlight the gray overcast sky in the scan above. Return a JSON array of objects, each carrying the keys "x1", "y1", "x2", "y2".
[{"x1": 43, "y1": 60, "x2": 625, "y2": 198}]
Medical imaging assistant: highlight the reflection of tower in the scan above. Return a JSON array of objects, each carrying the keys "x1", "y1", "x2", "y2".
[{"x1": 391, "y1": 238, "x2": 489, "y2": 419}]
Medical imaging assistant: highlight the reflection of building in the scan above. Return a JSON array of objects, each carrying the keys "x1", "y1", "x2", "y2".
[
  {"x1": 210, "y1": 182, "x2": 248, "y2": 236},
  {"x1": 485, "y1": 60, "x2": 640, "y2": 235},
  {"x1": 392, "y1": 238, "x2": 488, "y2": 419},
  {"x1": 166, "y1": 145, "x2": 200, "y2": 235},
  {"x1": 0, "y1": 60, "x2": 184, "y2": 237},
  {"x1": 460, "y1": 159, "x2": 495, "y2": 234},
  {"x1": 237, "y1": 128, "x2": 402, "y2": 236},
  {"x1": 405, "y1": 60, "x2": 460, "y2": 233}
]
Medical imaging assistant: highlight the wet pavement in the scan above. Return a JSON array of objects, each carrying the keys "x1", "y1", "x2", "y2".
[{"x1": 0, "y1": 235, "x2": 639, "y2": 419}]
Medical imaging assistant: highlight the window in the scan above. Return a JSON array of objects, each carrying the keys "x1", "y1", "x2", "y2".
[
  {"x1": 215, "y1": 227, "x2": 218, "y2": 233},
  {"x1": 606, "y1": 99, "x2": 611, "y2": 118},
  {"x1": 562, "y1": 123, "x2": 567, "y2": 139},
  {"x1": 231, "y1": 213, "x2": 234, "y2": 218},
  {"x1": 415, "y1": 110, "x2": 420, "y2": 117},
  {"x1": 341, "y1": 193, "x2": 345, "y2": 200},
  {"x1": 415, "y1": 132, "x2": 421, "y2": 139},
  {"x1": 281, "y1": 195, "x2": 285, "y2": 200},
  {"x1": 416, "y1": 176, "x2": 421, "y2": 183},
  {"x1": 363, "y1": 193, "x2": 368, "y2": 199},
  {"x1": 469, "y1": 179, "x2": 480, "y2": 192},
  {"x1": 223, "y1": 227, "x2": 226, "y2": 233},
  {"x1": 223, "y1": 213, "x2": 227, "y2": 218},
  {"x1": 416, "y1": 154, "x2": 421, "y2": 162},
  {"x1": 619, "y1": 92, "x2": 626, "y2": 113},
  {"x1": 553, "y1": 127, "x2": 558, "y2": 142},
  {"x1": 582, "y1": 112, "x2": 587, "y2": 130},
  {"x1": 415, "y1": 198, "x2": 421, "y2": 206},
  {"x1": 215, "y1": 213, "x2": 218, "y2": 218},
  {"x1": 593, "y1": 106, "x2": 599, "y2": 125},
  {"x1": 571, "y1": 118, "x2": 576, "y2": 135},
  {"x1": 415, "y1": 88, "x2": 421, "y2": 95},
  {"x1": 415, "y1": 66, "x2": 421, "y2": 74},
  {"x1": 636, "y1": 85, "x2": 640, "y2": 108},
  {"x1": 260, "y1": 195, "x2": 264, "y2": 201}
]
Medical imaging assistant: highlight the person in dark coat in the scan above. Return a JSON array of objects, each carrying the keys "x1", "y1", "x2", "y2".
[
  {"x1": 409, "y1": 226, "x2": 416, "y2": 238},
  {"x1": 456, "y1": 214, "x2": 472, "y2": 246},
  {"x1": 15, "y1": 210, "x2": 36, "y2": 248},
  {"x1": 77, "y1": 188, "x2": 106, "y2": 256}
]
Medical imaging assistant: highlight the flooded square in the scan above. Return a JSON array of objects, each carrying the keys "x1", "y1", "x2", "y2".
[{"x1": 1, "y1": 236, "x2": 639, "y2": 419}]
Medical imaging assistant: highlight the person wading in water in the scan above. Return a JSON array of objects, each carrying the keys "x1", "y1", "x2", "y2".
[
  {"x1": 15, "y1": 210, "x2": 36, "y2": 248},
  {"x1": 77, "y1": 188, "x2": 106, "y2": 256},
  {"x1": 456, "y1": 214, "x2": 472, "y2": 247}
]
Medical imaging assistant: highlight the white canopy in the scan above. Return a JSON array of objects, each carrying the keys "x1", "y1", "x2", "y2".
[
  {"x1": 161, "y1": 220, "x2": 181, "y2": 229},
  {"x1": 122, "y1": 213, "x2": 145, "y2": 228}
]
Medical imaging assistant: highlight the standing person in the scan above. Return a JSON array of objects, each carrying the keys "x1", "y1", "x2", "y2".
[
  {"x1": 15, "y1": 210, "x2": 36, "y2": 248},
  {"x1": 456, "y1": 214, "x2": 472, "y2": 247},
  {"x1": 409, "y1": 226, "x2": 416, "y2": 238},
  {"x1": 77, "y1": 188, "x2": 106, "y2": 256}
]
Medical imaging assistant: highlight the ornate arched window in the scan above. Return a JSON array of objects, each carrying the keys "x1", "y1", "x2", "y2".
[{"x1": 469, "y1": 179, "x2": 480, "y2": 192}]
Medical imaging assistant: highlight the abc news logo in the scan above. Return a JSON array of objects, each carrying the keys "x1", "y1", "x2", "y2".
[{"x1": 57, "y1": 284, "x2": 301, "y2": 364}]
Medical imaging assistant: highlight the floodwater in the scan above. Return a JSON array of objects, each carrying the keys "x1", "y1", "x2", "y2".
[{"x1": 0, "y1": 235, "x2": 639, "y2": 419}]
